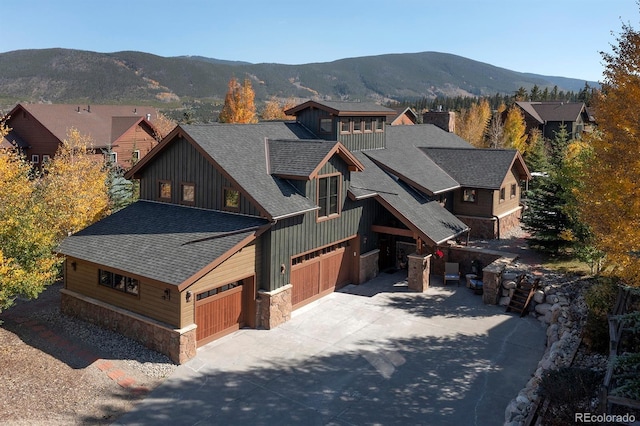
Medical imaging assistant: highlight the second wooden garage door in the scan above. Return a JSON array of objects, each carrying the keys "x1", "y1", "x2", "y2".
[
  {"x1": 195, "y1": 281, "x2": 244, "y2": 346},
  {"x1": 290, "y1": 241, "x2": 352, "y2": 309}
]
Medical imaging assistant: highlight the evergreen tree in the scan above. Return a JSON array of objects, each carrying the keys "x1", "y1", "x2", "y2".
[{"x1": 522, "y1": 125, "x2": 577, "y2": 255}]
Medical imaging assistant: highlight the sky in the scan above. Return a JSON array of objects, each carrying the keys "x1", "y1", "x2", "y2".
[{"x1": 1, "y1": 0, "x2": 638, "y2": 83}]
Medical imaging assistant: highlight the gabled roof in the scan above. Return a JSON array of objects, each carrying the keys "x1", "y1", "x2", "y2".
[
  {"x1": 267, "y1": 139, "x2": 364, "y2": 179},
  {"x1": 285, "y1": 100, "x2": 395, "y2": 117},
  {"x1": 421, "y1": 147, "x2": 531, "y2": 189},
  {"x1": 350, "y1": 153, "x2": 469, "y2": 245},
  {"x1": 364, "y1": 124, "x2": 473, "y2": 195},
  {"x1": 127, "y1": 121, "x2": 322, "y2": 220},
  {"x1": 57, "y1": 201, "x2": 269, "y2": 290},
  {"x1": 387, "y1": 106, "x2": 418, "y2": 125},
  {"x1": 515, "y1": 101, "x2": 587, "y2": 124},
  {"x1": 7, "y1": 103, "x2": 159, "y2": 147}
]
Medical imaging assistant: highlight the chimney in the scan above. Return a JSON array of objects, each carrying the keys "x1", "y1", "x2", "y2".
[{"x1": 422, "y1": 111, "x2": 456, "y2": 133}]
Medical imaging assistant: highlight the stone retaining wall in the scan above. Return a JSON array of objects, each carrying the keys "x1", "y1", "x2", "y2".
[
  {"x1": 61, "y1": 289, "x2": 196, "y2": 364},
  {"x1": 359, "y1": 249, "x2": 379, "y2": 284}
]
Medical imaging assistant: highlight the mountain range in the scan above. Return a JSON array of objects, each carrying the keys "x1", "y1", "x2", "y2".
[{"x1": 0, "y1": 48, "x2": 596, "y2": 110}]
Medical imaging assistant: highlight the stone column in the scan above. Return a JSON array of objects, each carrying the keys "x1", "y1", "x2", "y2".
[
  {"x1": 256, "y1": 284, "x2": 292, "y2": 329},
  {"x1": 407, "y1": 253, "x2": 431, "y2": 292}
]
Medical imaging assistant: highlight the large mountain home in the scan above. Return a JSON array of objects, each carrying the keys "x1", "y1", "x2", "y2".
[
  {"x1": 2, "y1": 104, "x2": 160, "y2": 169},
  {"x1": 513, "y1": 101, "x2": 595, "y2": 140},
  {"x1": 57, "y1": 100, "x2": 530, "y2": 363}
]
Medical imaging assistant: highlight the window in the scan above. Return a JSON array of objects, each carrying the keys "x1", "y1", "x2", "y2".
[
  {"x1": 107, "y1": 152, "x2": 117, "y2": 164},
  {"x1": 500, "y1": 187, "x2": 506, "y2": 203},
  {"x1": 364, "y1": 118, "x2": 373, "y2": 132},
  {"x1": 353, "y1": 119, "x2": 363, "y2": 133},
  {"x1": 98, "y1": 269, "x2": 139, "y2": 295},
  {"x1": 510, "y1": 183, "x2": 517, "y2": 199},
  {"x1": 182, "y1": 183, "x2": 195, "y2": 203},
  {"x1": 132, "y1": 150, "x2": 141, "y2": 163},
  {"x1": 224, "y1": 187, "x2": 240, "y2": 210},
  {"x1": 462, "y1": 188, "x2": 477, "y2": 203},
  {"x1": 319, "y1": 118, "x2": 332, "y2": 133},
  {"x1": 375, "y1": 118, "x2": 384, "y2": 131},
  {"x1": 318, "y1": 175, "x2": 340, "y2": 218},
  {"x1": 31, "y1": 154, "x2": 39, "y2": 164},
  {"x1": 196, "y1": 281, "x2": 241, "y2": 301},
  {"x1": 42, "y1": 154, "x2": 50, "y2": 163},
  {"x1": 340, "y1": 118, "x2": 350, "y2": 133},
  {"x1": 159, "y1": 180, "x2": 172, "y2": 200}
]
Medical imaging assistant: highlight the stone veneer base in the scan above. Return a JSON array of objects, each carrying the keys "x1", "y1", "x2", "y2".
[
  {"x1": 257, "y1": 284, "x2": 292, "y2": 330},
  {"x1": 60, "y1": 289, "x2": 196, "y2": 364},
  {"x1": 408, "y1": 253, "x2": 431, "y2": 292}
]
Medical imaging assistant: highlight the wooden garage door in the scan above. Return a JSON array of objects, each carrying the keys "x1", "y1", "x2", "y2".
[
  {"x1": 290, "y1": 241, "x2": 352, "y2": 309},
  {"x1": 195, "y1": 281, "x2": 244, "y2": 346}
]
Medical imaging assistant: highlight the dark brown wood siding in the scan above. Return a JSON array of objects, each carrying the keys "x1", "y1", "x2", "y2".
[
  {"x1": 452, "y1": 188, "x2": 495, "y2": 217},
  {"x1": 138, "y1": 136, "x2": 260, "y2": 216},
  {"x1": 112, "y1": 125, "x2": 156, "y2": 169},
  {"x1": 7, "y1": 109, "x2": 60, "y2": 164}
]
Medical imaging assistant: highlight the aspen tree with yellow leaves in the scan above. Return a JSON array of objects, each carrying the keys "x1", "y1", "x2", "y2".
[
  {"x1": 218, "y1": 77, "x2": 258, "y2": 123},
  {"x1": 502, "y1": 105, "x2": 528, "y2": 153},
  {"x1": 454, "y1": 99, "x2": 491, "y2": 147},
  {"x1": 578, "y1": 16, "x2": 640, "y2": 286},
  {"x1": 261, "y1": 96, "x2": 296, "y2": 120},
  {"x1": 0, "y1": 126, "x2": 110, "y2": 313}
]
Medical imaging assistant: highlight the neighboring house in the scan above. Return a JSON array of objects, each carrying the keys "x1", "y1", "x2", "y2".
[
  {"x1": 386, "y1": 106, "x2": 418, "y2": 125},
  {"x1": 513, "y1": 101, "x2": 595, "y2": 140},
  {"x1": 1, "y1": 104, "x2": 160, "y2": 168},
  {"x1": 57, "y1": 100, "x2": 530, "y2": 363}
]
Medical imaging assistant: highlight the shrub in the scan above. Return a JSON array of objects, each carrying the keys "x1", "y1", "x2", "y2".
[
  {"x1": 539, "y1": 367, "x2": 603, "y2": 425},
  {"x1": 583, "y1": 277, "x2": 619, "y2": 353}
]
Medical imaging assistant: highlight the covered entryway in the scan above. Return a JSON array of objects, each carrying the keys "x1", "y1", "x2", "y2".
[
  {"x1": 290, "y1": 240, "x2": 353, "y2": 309},
  {"x1": 195, "y1": 276, "x2": 255, "y2": 346}
]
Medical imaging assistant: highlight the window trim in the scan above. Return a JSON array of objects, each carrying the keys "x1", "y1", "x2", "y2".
[
  {"x1": 223, "y1": 186, "x2": 240, "y2": 212},
  {"x1": 375, "y1": 118, "x2": 384, "y2": 132},
  {"x1": 31, "y1": 154, "x2": 39, "y2": 164},
  {"x1": 339, "y1": 118, "x2": 351, "y2": 134},
  {"x1": 499, "y1": 187, "x2": 506, "y2": 203},
  {"x1": 316, "y1": 173, "x2": 341, "y2": 221},
  {"x1": 462, "y1": 188, "x2": 477, "y2": 203},
  {"x1": 108, "y1": 151, "x2": 117, "y2": 164},
  {"x1": 42, "y1": 154, "x2": 51, "y2": 163},
  {"x1": 98, "y1": 269, "x2": 140, "y2": 297},
  {"x1": 158, "y1": 180, "x2": 172, "y2": 201},
  {"x1": 510, "y1": 183, "x2": 517, "y2": 199},
  {"x1": 181, "y1": 182, "x2": 195, "y2": 205},
  {"x1": 132, "y1": 150, "x2": 141, "y2": 163},
  {"x1": 353, "y1": 118, "x2": 363, "y2": 133},
  {"x1": 364, "y1": 118, "x2": 373, "y2": 133}
]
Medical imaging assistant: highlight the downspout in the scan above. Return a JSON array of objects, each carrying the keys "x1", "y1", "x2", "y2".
[{"x1": 493, "y1": 215, "x2": 500, "y2": 239}]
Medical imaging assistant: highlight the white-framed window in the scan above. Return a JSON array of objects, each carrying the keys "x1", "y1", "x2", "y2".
[
  {"x1": 107, "y1": 152, "x2": 117, "y2": 164},
  {"x1": 132, "y1": 150, "x2": 140, "y2": 163},
  {"x1": 31, "y1": 154, "x2": 39, "y2": 164},
  {"x1": 42, "y1": 154, "x2": 51, "y2": 163}
]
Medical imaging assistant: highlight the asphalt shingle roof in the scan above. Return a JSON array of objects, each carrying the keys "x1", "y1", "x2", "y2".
[
  {"x1": 14, "y1": 104, "x2": 159, "y2": 147},
  {"x1": 351, "y1": 153, "x2": 469, "y2": 244},
  {"x1": 516, "y1": 101, "x2": 586, "y2": 124},
  {"x1": 364, "y1": 124, "x2": 472, "y2": 194},
  {"x1": 181, "y1": 122, "x2": 319, "y2": 219},
  {"x1": 421, "y1": 148, "x2": 519, "y2": 189},
  {"x1": 268, "y1": 139, "x2": 337, "y2": 178},
  {"x1": 57, "y1": 201, "x2": 268, "y2": 287}
]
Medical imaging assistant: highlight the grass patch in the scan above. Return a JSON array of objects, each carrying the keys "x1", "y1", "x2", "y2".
[{"x1": 542, "y1": 257, "x2": 592, "y2": 275}]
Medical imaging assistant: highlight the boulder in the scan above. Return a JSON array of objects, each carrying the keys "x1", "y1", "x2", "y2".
[
  {"x1": 535, "y1": 303, "x2": 552, "y2": 316},
  {"x1": 499, "y1": 296, "x2": 511, "y2": 306},
  {"x1": 533, "y1": 289, "x2": 545, "y2": 304},
  {"x1": 503, "y1": 280, "x2": 517, "y2": 290}
]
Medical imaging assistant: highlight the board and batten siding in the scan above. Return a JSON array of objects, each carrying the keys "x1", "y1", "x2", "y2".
[
  {"x1": 138, "y1": 136, "x2": 260, "y2": 216},
  {"x1": 493, "y1": 169, "x2": 521, "y2": 216},
  {"x1": 264, "y1": 155, "x2": 391, "y2": 290},
  {"x1": 64, "y1": 257, "x2": 181, "y2": 328},
  {"x1": 181, "y1": 242, "x2": 259, "y2": 328}
]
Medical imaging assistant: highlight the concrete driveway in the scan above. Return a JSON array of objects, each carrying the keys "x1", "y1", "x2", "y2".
[{"x1": 115, "y1": 271, "x2": 546, "y2": 426}]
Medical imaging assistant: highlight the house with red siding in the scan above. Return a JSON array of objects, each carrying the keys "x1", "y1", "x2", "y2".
[{"x1": 2, "y1": 104, "x2": 160, "y2": 168}]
